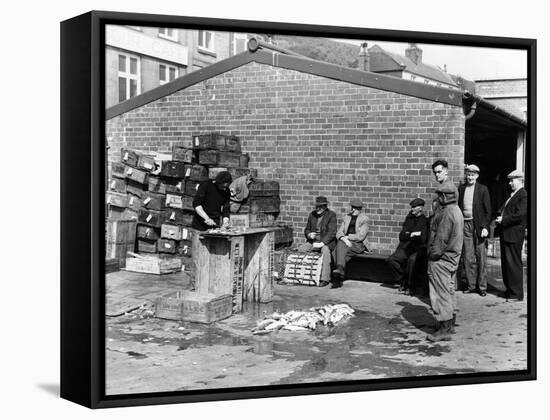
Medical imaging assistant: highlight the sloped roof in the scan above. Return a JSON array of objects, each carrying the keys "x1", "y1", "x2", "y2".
[{"x1": 368, "y1": 44, "x2": 458, "y2": 86}]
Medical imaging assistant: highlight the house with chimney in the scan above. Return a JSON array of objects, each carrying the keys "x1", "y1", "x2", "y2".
[{"x1": 366, "y1": 43, "x2": 460, "y2": 90}]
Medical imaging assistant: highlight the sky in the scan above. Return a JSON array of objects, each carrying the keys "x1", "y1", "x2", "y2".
[{"x1": 336, "y1": 39, "x2": 527, "y2": 81}]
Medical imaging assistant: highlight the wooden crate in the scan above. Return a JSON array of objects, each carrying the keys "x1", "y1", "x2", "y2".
[
  {"x1": 108, "y1": 178, "x2": 126, "y2": 194},
  {"x1": 158, "y1": 238, "x2": 177, "y2": 254},
  {"x1": 218, "y1": 151, "x2": 241, "y2": 168},
  {"x1": 111, "y1": 162, "x2": 126, "y2": 179},
  {"x1": 184, "y1": 179, "x2": 201, "y2": 197},
  {"x1": 208, "y1": 167, "x2": 228, "y2": 180},
  {"x1": 137, "y1": 239, "x2": 157, "y2": 253},
  {"x1": 121, "y1": 148, "x2": 140, "y2": 167},
  {"x1": 282, "y1": 252, "x2": 323, "y2": 286},
  {"x1": 160, "y1": 161, "x2": 190, "y2": 178},
  {"x1": 172, "y1": 144, "x2": 194, "y2": 163},
  {"x1": 161, "y1": 209, "x2": 194, "y2": 226},
  {"x1": 108, "y1": 207, "x2": 138, "y2": 221},
  {"x1": 106, "y1": 219, "x2": 137, "y2": 267},
  {"x1": 227, "y1": 167, "x2": 258, "y2": 180},
  {"x1": 249, "y1": 181, "x2": 279, "y2": 197},
  {"x1": 188, "y1": 164, "x2": 208, "y2": 181},
  {"x1": 126, "y1": 194, "x2": 142, "y2": 212},
  {"x1": 239, "y1": 153, "x2": 249, "y2": 168},
  {"x1": 142, "y1": 192, "x2": 166, "y2": 211},
  {"x1": 137, "y1": 154, "x2": 156, "y2": 172},
  {"x1": 192, "y1": 133, "x2": 241, "y2": 152},
  {"x1": 125, "y1": 166, "x2": 149, "y2": 185},
  {"x1": 177, "y1": 240, "x2": 192, "y2": 256},
  {"x1": 230, "y1": 213, "x2": 276, "y2": 228},
  {"x1": 125, "y1": 254, "x2": 182, "y2": 275},
  {"x1": 138, "y1": 209, "x2": 162, "y2": 227},
  {"x1": 161, "y1": 224, "x2": 182, "y2": 240},
  {"x1": 249, "y1": 197, "x2": 281, "y2": 214},
  {"x1": 126, "y1": 179, "x2": 147, "y2": 197},
  {"x1": 155, "y1": 291, "x2": 233, "y2": 323},
  {"x1": 106, "y1": 191, "x2": 127, "y2": 208},
  {"x1": 148, "y1": 175, "x2": 166, "y2": 194},
  {"x1": 137, "y1": 225, "x2": 160, "y2": 241}
]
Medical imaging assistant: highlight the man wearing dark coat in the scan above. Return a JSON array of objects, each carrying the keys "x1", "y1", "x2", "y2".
[
  {"x1": 387, "y1": 198, "x2": 428, "y2": 295},
  {"x1": 298, "y1": 196, "x2": 338, "y2": 286},
  {"x1": 458, "y1": 164, "x2": 492, "y2": 296},
  {"x1": 495, "y1": 170, "x2": 528, "y2": 301}
]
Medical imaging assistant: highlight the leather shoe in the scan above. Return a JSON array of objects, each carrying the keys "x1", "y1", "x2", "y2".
[
  {"x1": 479, "y1": 291, "x2": 487, "y2": 297},
  {"x1": 330, "y1": 281, "x2": 342, "y2": 289},
  {"x1": 319, "y1": 281, "x2": 329, "y2": 287}
]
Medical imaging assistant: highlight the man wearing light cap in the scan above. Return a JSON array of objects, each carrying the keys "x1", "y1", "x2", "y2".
[
  {"x1": 298, "y1": 196, "x2": 337, "y2": 286},
  {"x1": 386, "y1": 198, "x2": 428, "y2": 295},
  {"x1": 495, "y1": 170, "x2": 527, "y2": 301},
  {"x1": 458, "y1": 164, "x2": 491, "y2": 296},
  {"x1": 331, "y1": 200, "x2": 370, "y2": 289},
  {"x1": 426, "y1": 183, "x2": 463, "y2": 341}
]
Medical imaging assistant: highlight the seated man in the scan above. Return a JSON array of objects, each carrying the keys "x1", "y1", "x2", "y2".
[
  {"x1": 386, "y1": 198, "x2": 428, "y2": 295},
  {"x1": 331, "y1": 200, "x2": 370, "y2": 289},
  {"x1": 297, "y1": 196, "x2": 337, "y2": 287}
]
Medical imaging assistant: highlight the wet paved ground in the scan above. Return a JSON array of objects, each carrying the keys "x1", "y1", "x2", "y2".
[{"x1": 105, "y1": 258, "x2": 528, "y2": 395}]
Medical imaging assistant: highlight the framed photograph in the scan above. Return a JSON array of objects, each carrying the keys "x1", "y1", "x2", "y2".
[{"x1": 61, "y1": 10, "x2": 536, "y2": 408}]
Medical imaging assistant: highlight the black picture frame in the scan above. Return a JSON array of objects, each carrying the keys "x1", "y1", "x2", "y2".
[{"x1": 61, "y1": 10, "x2": 536, "y2": 409}]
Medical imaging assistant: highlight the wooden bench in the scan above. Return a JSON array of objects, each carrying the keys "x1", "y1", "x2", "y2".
[{"x1": 346, "y1": 251, "x2": 394, "y2": 283}]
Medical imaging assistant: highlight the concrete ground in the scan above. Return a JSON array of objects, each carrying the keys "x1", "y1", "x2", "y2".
[{"x1": 105, "y1": 258, "x2": 528, "y2": 396}]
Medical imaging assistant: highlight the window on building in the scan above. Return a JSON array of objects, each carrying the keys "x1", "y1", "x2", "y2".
[
  {"x1": 232, "y1": 33, "x2": 248, "y2": 54},
  {"x1": 410, "y1": 75, "x2": 417, "y2": 81},
  {"x1": 118, "y1": 53, "x2": 140, "y2": 103},
  {"x1": 158, "y1": 28, "x2": 178, "y2": 42},
  {"x1": 198, "y1": 30, "x2": 215, "y2": 52},
  {"x1": 159, "y1": 64, "x2": 178, "y2": 85}
]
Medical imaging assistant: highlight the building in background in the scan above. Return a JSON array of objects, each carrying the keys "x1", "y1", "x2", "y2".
[
  {"x1": 475, "y1": 78, "x2": 527, "y2": 120},
  {"x1": 105, "y1": 25, "x2": 250, "y2": 108}
]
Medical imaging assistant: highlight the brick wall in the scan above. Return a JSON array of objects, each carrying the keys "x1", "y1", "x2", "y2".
[
  {"x1": 475, "y1": 79, "x2": 527, "y2": 118},
  {"x1": 106, "y1": 61, "x2": 465, "y2": 253}
]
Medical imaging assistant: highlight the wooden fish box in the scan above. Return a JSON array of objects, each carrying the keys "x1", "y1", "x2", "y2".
[
  {"x1": 125, "y1": 254, "x2": 182, "y2": 275},
  {"x1": 230, "y1": 213, "x2": 276, "y2": 228},
  {"x1": 172, "y1": 144, "x2": 194, "y2": 163},
  {"x1": 208, "y1": 167, "x2": 228, "y2": 180},
  {"x1": 188, "y1": 164, "x2": 209, "y2": 181},
  {"x1": 121, "y1": 148, "x2": 140, "y2": 167},
  {"x1": 125, "y1": 166, "x2": 149, "y2": 185},
  {"x1": 282, "y1": 252, "x2": 323, "y2": 286},
  {"x1": 161, "y1": 224, "x2": 182, "y2": 240},
  {"x1": 137, "y1": 225, "x2": 160, "y2": 241},
  {"x1": 198, "y1": 150, "x2": 241, "y2": 167},
  {"x1": 177, "y1": 240, "x2": 192, "y2": 256},
  {"x1": 249, "y1": 197, "x2": 281, "y2": 214},
  {"x1": 184, "y1": 180, "x2": 201, "y2": 197},
  {"x1": 239, "y1": 153, "x2": 249, "y2": 168},
  {"x1": 161, "y1": 209, "x2": 194, "y2": 226},
  {"x1": 108, "y1": 178, "x2": 126, "y2": 194},
  {"x1": 137, "y1": 154, "x2": 156, "y2": 172},
  {"x1": 164, "y1": 178, "x2": 186, "y2": 194},
  {"x1": 111, "y1": 162, "x2": 126, "y2": 179},
  {"x1": 250, "y1": 181, "x2": 280, "y2": 197},
  {"x1": 142, "y1": 192, "x2": 166, "y2": 211},
  {"x1": 218, "y1": 151, "x2": 242, "y2": 168},
  {"x1": 155, "y1": 291, "x2": 233, "y2": 323},
  {"x1": 160, "y1": 161, "x2": 190, "y2": 178},
  {"x1": 106, "y1": 219, "x2": 137, "y2": 267},
  {"x1": 137, "y1": 239, "x2": 157, "y2": 253},
  {"x1": 126, "y1": 179, "x2": 147, "y2": 197},
  {"x1": 138, "y1": 209, "x2": 162, "y2": 227},
  {"x1": 158, "y1": 238, "x2": 177, "y2": 254},
  {"x1": 106, "y1": 191, "x2": 127, "y2": 208},
  {"x1": 192, "y1": 133, "x2": 241, "y2": 152},
  {"x1": 126, "y1": 194, "x2": 142, "y2": 212},
  {"x1": 180, "y1": 227, "x2": 194, "y2": 241},
  {"x1": 148, "y1": 176, "x2": 165, "y2": 194},
  {"x1": 165, "y1": 193, "x2": 194, "y2": 210},
  {"x1": 108, "y1": 207, "x2": 139, "y2": 221}
]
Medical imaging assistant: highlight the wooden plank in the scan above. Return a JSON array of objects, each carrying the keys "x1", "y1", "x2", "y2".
[
  {"x1": 243, "y1": 231, "x2": 274, "y2": 303},
  {"x1": 229, "y1": 236, "x2": 244, "y2": 312}
]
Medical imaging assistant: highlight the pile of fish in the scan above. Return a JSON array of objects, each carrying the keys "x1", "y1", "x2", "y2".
[{"x1": 252, "y1": 303, "x2": 355, "y2": 334}]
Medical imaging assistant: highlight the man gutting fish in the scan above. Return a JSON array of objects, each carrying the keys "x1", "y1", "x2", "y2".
[{"x1": 252, "y1": 303, "x2": 355, "y2": 334}]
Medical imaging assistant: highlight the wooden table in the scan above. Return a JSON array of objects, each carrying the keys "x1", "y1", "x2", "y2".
[{"x1": 193, "y1": 228, "x2": 276, "y2": 312}]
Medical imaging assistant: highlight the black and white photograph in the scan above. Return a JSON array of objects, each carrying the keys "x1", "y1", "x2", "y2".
[{"x1": 102, "y1": 20, "x2": 532, "y2": 396}]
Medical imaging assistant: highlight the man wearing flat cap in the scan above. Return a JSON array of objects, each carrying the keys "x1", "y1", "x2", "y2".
[
  {"x1": 387, "y1": 198, "x2": 428, "y2": 295},
  {"x1": 298, "y1": 196, "x2": 338, "y2": 286},
  {"x1": 495, "y1": 170, "x2": 527, "y2": 301},
  {"x1": 426, "y1": 183, "x2": 463, "y2": 341},
  {"x1": 458, "y1": 164, "x2": 491, "y2": 296},
  {"x1": 331, "y1": 200, "x2": 370, "y2": 289}
]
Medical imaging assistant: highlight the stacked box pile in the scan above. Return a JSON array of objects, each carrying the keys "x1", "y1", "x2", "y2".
[
  {"x1": 230, "y1": 180, "x2": 282, "y2": 228},
  {"x1": 107, "y1": 147, "x2": 207, "y2": 272}
]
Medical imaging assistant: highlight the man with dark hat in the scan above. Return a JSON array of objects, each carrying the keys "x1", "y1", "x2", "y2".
[
  {"x1": 192, "y1": 171, "x2": 232, "y2": 231},
  {"x1": 386, "y1": 198, "x2": 428, "y2": 295},
  {"x1": 331, "y1": 200, "x2": 370, "y2": 289},
  {"x1": 495, "y1": 170, "x2": 527, "y2": 301},
  {"x1": 426, "y1": 183, "x2": 463, "y2": 342},
  {"x1": 298, "y1": 196, "x2": 338, "y2": 286},
  {"x1": 458, "y1": 164, "x2": 491, "y2": 296}
]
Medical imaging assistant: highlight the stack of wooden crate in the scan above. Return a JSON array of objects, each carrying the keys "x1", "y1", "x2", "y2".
[{"x1": 230, "y1": 180, "x2": 282, "y2": 228}]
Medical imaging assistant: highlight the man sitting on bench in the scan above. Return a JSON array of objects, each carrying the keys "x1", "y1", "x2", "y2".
[
  {"x1": 386, "y1": 198, "x2": 428, "y2": 295},
  {"x1": 331, "y1": 200, "x2": 370, "y2": 289}
]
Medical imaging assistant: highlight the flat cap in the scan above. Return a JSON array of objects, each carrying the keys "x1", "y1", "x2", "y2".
[
  {"x1": 409, "y1": 198, "x2": 425, "y2": 207},
  {"x1": 350, "y1": 199, "x2": 363, "y2": 208},
  {"x1": 507, "y1": 169, "x2": 524, "y2": 179},
  {"x1": 465, "y1": 164, "x2": 480, "y2": 173},
  {"x1": 435, "y1": 183, "x2": 457, "y2": 194}
]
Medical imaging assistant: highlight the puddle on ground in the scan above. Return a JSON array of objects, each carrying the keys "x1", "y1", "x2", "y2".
[{"x1": 107, "y1": 298, "x2": 474, "y2": 383}]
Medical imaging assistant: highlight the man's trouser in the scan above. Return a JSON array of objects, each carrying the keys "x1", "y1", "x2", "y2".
[
  {"x1": 500, "y1": 239, "x2": 524, "y2": 299},
  {"x1": 387, "y1": 247, "x2": 418, "y2": 289},
  {"x1": 427, "y1": 259, "x2": 458, "y2": 322},
  {"x1": 463, "y1": 220, "x2": 488, "y2": 292},
  {"x1": 298, "y1": 242, "x2": 332, "y2": 282},
  {"x1": 333, "y1": 240, "x2": 366, "y2": 270}
]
